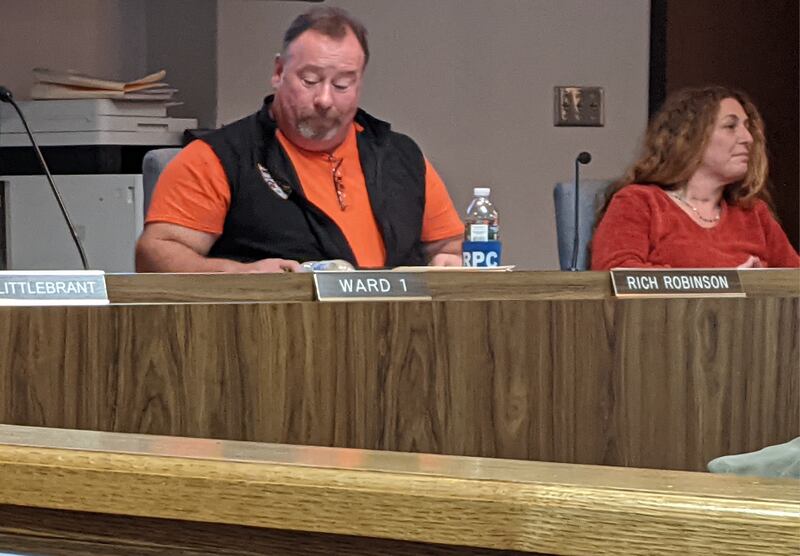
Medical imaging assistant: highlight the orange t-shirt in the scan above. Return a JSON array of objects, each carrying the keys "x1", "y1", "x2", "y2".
[{"x1": 146, "y1": 124, "x2": 463, "y2": 268}]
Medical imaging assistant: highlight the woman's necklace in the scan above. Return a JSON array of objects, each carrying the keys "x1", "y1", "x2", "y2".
[{"x1": 669, "y1": 192, "x2": 721, "y2": 224}]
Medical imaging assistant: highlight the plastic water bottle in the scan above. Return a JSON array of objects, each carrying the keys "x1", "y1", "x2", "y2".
[{"x1": 463, "y1": 187, "x2": 502, "y2": 267}]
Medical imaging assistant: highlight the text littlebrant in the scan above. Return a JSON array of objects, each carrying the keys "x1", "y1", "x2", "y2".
[{"x1": 0, "y1": 280, "x2": 98, "y2": 296}]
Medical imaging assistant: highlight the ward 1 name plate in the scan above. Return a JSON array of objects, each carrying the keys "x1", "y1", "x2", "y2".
[
  {"x1": 611, "y1": 269, "x2": 744, "y2": 298},
  {"x1": 0, "y1": 270, "x2": 109, "y2": 306},
  {"x1": 314, "y1": 272, "x2": 431, "y2": 302}
]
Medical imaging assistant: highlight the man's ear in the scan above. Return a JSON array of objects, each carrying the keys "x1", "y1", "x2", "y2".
[{"x1": 271, "y1": 53, "x2": 284, "y2": 89}]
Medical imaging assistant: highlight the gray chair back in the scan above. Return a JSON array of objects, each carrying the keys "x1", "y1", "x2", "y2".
[
  {"x1": 142, "y1": 148, "x2": 182, "y2": 215},
  {"x1": 553, "y1": 179, "x2": 611, "y2": 271}
]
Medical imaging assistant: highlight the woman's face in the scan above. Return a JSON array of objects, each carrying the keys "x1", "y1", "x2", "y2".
[{"x1": 698, "y1": 98, "x2": 754, "y2": 184}]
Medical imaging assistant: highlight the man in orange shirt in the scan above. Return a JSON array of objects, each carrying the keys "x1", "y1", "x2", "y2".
[{"x1": 136, "y1": 7, "x2": 463, "y2": 273}]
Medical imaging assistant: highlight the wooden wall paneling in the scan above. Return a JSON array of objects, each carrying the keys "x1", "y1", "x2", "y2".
[
  {"x1": 0, "y1": 272, "x2": 798, "y2": 471},
  {"x1": 663, "y1": 0, "x2": 799, "y2": 249},
  {"x1": 0, "y1": 505, "x2": 532, "y2": 556}
]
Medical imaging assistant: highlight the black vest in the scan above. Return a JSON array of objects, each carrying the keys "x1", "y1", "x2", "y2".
[{"x1": 202, "y1": 97, "x2": 427, "y2": 268}]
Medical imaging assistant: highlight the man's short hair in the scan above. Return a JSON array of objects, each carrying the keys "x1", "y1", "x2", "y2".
[{"x1": 282, "y1": 6, "x2": 370, "y2": 66}]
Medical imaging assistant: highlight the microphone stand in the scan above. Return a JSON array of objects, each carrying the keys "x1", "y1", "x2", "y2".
[
  {"x1": 0, "y1": 86, "x2": 89, "y2": 270},
  {"x1": 569, "y1": 152, "x2": 592, "y2": 272}
]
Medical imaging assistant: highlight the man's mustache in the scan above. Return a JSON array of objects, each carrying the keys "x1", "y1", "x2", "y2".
[{"x1": 299, "y1": 116, "x2": 342, "y2": 131}]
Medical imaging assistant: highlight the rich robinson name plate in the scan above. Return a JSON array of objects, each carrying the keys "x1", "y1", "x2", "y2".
[
  {"x1": 0, "y1": 271, "x2": 109, "y2": 306},
  {"x1": 314, "y1": 272, "x2": 431, "y2": 302},
  {"x1": 611, "y1": 269, "x2": 744, "y2": 298}
]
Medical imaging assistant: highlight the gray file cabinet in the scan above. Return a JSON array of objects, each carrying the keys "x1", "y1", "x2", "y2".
[{"x1": 1, "y1": 175, "x2": 143, "y2": 272}]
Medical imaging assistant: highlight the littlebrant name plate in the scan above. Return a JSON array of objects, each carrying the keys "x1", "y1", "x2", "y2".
[
  {"x1": 0, "y1": 271, "x2": 109, "y2": 306},
  {"x1": 611, "y1": 269, "x2": 744, "y2": 298},
  {"x1": 314, "y1": 272, "x2": 431, "y2": 302}
]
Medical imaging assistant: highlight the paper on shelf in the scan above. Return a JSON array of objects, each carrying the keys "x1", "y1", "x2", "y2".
[
  {"x1": 30, "y1": 68, "x2": 175, "y2": 102},
  {"x1": 33, "y1": 68, "x2": 166, "y2": 91}
]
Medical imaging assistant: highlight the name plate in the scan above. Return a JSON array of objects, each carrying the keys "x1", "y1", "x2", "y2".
[
  {"x1": 0, "y1": 271, "x2": 109, "y2": 306},
  {"x1": 611, "y1": 269, "x2": 744, "y2": 298},
  {"x1": 314, "y1": 272, "x2": 431, "y2": 302}
]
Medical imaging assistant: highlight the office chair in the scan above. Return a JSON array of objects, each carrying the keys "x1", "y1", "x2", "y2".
[
  {"x1": 553, "y1": 179, "x2": 611, "y2": 271},
  {"x1": 142, "y1": 147, "x2": 182, "y2": 214}
]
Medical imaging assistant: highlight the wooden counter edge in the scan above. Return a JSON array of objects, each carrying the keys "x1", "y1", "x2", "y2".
[
  {"x1": 0, "y1": 443, "x2": 797, "y2": 555},
  {"x1": 105, "y1": 269, "x2": 799, "y2": 304}
]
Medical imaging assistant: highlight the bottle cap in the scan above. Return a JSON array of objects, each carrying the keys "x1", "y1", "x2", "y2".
[{"x1": 473, "y1": 187, "x2": 491, "y2": 197}]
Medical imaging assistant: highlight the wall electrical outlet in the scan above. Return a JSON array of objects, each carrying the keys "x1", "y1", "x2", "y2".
[{"x1": 554, "y1": 86, "x2": 604, "y2": 127}]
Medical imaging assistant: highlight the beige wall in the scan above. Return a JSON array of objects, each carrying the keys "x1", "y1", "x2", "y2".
[
  {"x1": 0, "y1": 0, "x2": 147, "y2": 101},
  {"x1": 216, "y1": 0, "x2": 650, "y2": 269},
  {"x1": 0, "y1": 0, "x2": 218, "y2": 129},
  {"x1": 145, "y1": 0, "x2": 217, "y2": 127}
]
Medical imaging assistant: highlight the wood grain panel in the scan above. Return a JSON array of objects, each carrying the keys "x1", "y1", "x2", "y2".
[
  {"x1": 0, "y1": 272, "x2": 798, "y2": 471},
  {"x1": 0, "y1": 429, "x2": 796, "y2": 555},
  {"x1": 737, "y1": 268, "x2": 800, "y2": 296},
  {"x1": 106, "y1": 272, "x2": 315, "y2": 303},
  {"x1": 104, "y1": 269, "x2": 800, "y2": 304},
  {"x1": 0, "y1": 506, "x2": 529, "y2": 556}
]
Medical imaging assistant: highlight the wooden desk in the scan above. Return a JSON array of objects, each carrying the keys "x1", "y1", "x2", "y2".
[
  {"x1": 0, "y1": 425, "x2": 797, "y2": 555},
  {"x1": 0, "y1": 270, "x2": 797, "y2": 471}
]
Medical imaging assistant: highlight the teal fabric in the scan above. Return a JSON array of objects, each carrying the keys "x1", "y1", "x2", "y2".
[{"x1": 708, "y1": 437, "x2": 800, "y2": 479}]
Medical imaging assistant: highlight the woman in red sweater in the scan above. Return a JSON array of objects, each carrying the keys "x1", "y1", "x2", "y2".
[{"x1": 591, "y1": 86, "x2": 799, "y2": 270}]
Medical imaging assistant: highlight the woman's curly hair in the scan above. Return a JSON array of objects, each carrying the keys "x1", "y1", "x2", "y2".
[{"x1": 596, "y1": 86, "x2": 770, "y2": 222}]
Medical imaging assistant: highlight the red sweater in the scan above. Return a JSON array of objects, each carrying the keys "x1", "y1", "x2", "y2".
[{"x1": 591, "y1": 185, "x2": 800, "y2": 270}]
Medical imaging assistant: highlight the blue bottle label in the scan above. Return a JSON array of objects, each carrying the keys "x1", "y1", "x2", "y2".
[{"x1": 462, "y1": 240, "x2": 502, "y2": 267}]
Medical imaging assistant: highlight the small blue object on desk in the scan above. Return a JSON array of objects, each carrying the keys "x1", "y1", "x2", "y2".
[{"x1": 462, "y1": 240, "x2": 502, "y2": 268}]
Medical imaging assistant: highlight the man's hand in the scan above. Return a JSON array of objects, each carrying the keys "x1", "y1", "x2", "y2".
[
  {"x1": 429, "y1": 253, "x2": 462, "y2": 267},
  {"x1": 241, "y1": 258, "x2": 302, "y2": 273},
  {"x1": 423, "y1": 235, "x2": 462, "y2": 267}
]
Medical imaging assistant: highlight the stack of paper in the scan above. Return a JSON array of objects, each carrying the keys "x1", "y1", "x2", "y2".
[{"x1": 30, "y1": 68, "x2": 177, "y2": 101}]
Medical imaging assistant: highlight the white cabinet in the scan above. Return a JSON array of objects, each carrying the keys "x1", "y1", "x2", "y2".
[{"x1": 1, "y1": 175, "x2": 143, "y2": 272}]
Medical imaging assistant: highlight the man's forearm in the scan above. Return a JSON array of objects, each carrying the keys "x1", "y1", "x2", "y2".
[
  {"x1": 135, "y1": 237, "x2": 244, "y2": 273},
  {"x1": 423, "y1": 235, "x2": 463, "y2": 266},
  {"x1": 423, "y1": 236, "x2": 462, "y2": 260}
]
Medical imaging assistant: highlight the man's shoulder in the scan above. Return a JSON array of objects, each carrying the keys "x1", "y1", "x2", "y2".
[
  {"x1": 201, "y1": 110, "x2": 266, "y2": 153},
  {"x1": 355, "y1": 108, "x2": 423, "y2": 158},
  {"x1": 355, "y1": 108, "x2": 414, "y2": 141}
]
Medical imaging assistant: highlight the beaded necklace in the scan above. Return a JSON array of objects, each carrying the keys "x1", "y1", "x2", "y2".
[{"x1": 669, "y1": 192, "x2": 721, "y2": 224}]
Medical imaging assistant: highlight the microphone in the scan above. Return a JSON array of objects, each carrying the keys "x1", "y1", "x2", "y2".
[
  {"x1": 0, "y1": 86, "x2": 89, "y2": 269},
  {"x1": 569, "y1": 151, "x2": 592, "y2": 272}
]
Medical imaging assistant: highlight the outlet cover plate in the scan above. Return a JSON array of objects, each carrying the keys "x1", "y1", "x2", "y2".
[{"x1": 554, "y1": 86, "x2": 604, "y2": 127}]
